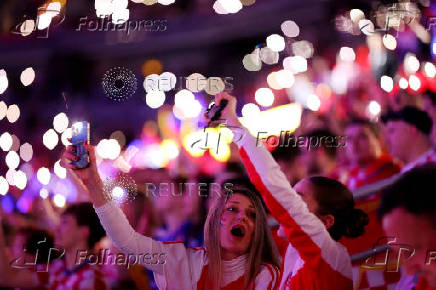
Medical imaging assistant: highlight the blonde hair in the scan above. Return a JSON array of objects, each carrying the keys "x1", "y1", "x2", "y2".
[{"x1": 204, "y1": 187, "x2": 280, "y2": 290}]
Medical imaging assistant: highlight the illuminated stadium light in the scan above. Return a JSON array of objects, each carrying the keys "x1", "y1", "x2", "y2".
[
  {"x1": 255, "y1": 88, "x2": 274, "y2": 107},
  {"x1": 112, "y1": 8, "x2": 129, "y2": 24},
  {"x1": 6, "y1": 169, "x2": 16, "y2": 186},
  {"x1": 0, "y1": 176, "x2": 9, "y2": 196},
  {"x1": 6, "y1": 151, "x2": 20, "y2": 169},
  {"x1": 37, "y1": 13, "x2": 53, "y2": 30},
  {"x1": 37, "y1": 167, "x2": 51, "y2": 185},
  {"x1": 306, "y1": 94, "x2": 321, "y2": 111},
  {"x1": 283, "y1": 56, "x2": 307, "y2": 74},
  {"x1": 145, "y1": 90, "x2": 166, "y2": 109},
  {"x1": 243, "y1": 53, "x2": 262, "y2": 71},
  {"x1": 158, "y1": 0, "x2": 176, "y2": 5},
  {"x1": 159, "y1": 72, "x2": 177, "y2": 91},
  {"x1": 424, "y1": 62, "x2": 436, "y2": 78},
  {"x1": 350, "y1": 9, "x2": 365, "y2": 23},
  {"x1": 266, "y1": 34, "x2": 285, "y2": 52},
  {"x1": 213, "y1": 1, "x2": 228, "y2": 14},
  {"x1": 0, "y1": 70, "x2": 8, "y2": 94},
  {"x1": 96, "y1": 139, "x2": 121, "y2": 160},
  {"x1": 281, "y1": 20, "x2": 300, "y2": 37},
  {"x1": 404, "y1": 53, "x2": 420, "y2": 74},
  {"x1": 186, "y1": 73, "x2": 207, "y2": 92},
  {"x1": 267, "y1": 72, "x2": 282, "y2": 90},
  {"x1": 368, "y1": 100, "x2": 381, "y2": 118},
  {"x1": 53, "y1": 194, "x2": 66, "y2": 208},
  {"x1": 19, "y1": 143, "x2": 33, "y2": 162},
  {"x1": 39, "y1": 188, "x2": 49, "y2": 199},
  {"x1": 53, "y1": 112, "x2": 69, "y2": 133},
  {"x1": 43, "y1": 129, "x2": 59, "y2": 150},
  {"x1": 0, "y1": 132, "x2": 13, "y2": 151},
  {"x1": 20, "y1": 20, "x2": 35, "y2": 37},
  {"x1": 0, "y1": 101, "x2": 7, "y2": 120},
  {"x1": 61, "y1": 128, "x2": 72, "y2": 146},
  {"x1": 382, "y1": 34, "x2": 397, "y2": 50},
  {"x1": 241, "y1": 103, "x2": 261, "y2": 119},
  {"x1": 20, "y1": 67, "x2": 36, "y2": 86},
  {"x1": 6, "y1": 104, "x2": 20, "y2": 123},
  {"x1": 46, "y1": 2, "x2": 61, "y2": 18},
  {"x1": 54, "y1": 160, "x2": 67, "y2": 179},
  {"x1": 161, "y1": 139, "x2": 179, "y2": 159},
  {"x1": 339, "y1": 47, "x2": 356, "y2": 62},
  {"x1": 260, "y1": 47, "x2": 279, "y2": 65},
  {"x1": 358, "y1": 19, "x2": 375, "y2": 36},
  {"x1": 217, "y1": 0, "x2": 242, "y2": 13},
  {"x1": 380, "y1": 75, "x2": 394, "y2": 93},
  {"x1": 13, "y1": 170, "x2": 27, "y2": 190},
  {"x1": 399, "y1": 77, "x2": 408, "y2": 89},
  {"x1": 175, "y1": 89, "x2": 195, "y2": 107},
  {"x1": 409, "y1": 75, "x2": 421, "y2": 91},
  {"x1": 276, "y1": 70, "x2": 295, "y2": 88}
]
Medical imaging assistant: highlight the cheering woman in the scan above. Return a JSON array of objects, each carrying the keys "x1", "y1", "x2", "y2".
[
  {"x1": 210, "y1": 93, "x2": 368, "y2": 290},
  {"x1": 62, "y1": 146, "x2": 280, "y2": 289}
]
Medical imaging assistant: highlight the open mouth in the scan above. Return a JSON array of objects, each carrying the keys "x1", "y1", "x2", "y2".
[{"x1": 230, "y1": 225, "x2": 245, "y2": 238}]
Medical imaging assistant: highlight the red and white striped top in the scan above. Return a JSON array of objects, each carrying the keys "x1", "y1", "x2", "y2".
[
  {"x1": 233, "y1": 127, "x2": 353, "y2": 290},
  {"x1": 94, "y1": 201, "x2": 279, "y2": 290},
  {"x1": 37, "y1": 259, "x2": 108, "y2": 290}
]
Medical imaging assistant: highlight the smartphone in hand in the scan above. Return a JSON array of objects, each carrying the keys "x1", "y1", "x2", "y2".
[{"x1": 71, "y1": 121, "x2": 90, "y2": 169}]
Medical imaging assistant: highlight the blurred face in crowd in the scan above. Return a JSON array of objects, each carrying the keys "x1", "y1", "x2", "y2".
[
  {"x1": 220, "y1": 194, "x2": 256, "y2": 258},
  {"x1": 299, "y1": 148, "x2": 323, "y2": 176},
  {"x1": 345, "y1": 124, "x2": 382, "y2": 166},
  {"x1": 382, "y1": 208, "x2": 436, "y2": 286},
  {"x1": 278, "y1": 179, "x2": 333, "y2": 239},
  {"x1": 57, "y1": 214, "x2": 88, "y2": 250},
  {"x1": 384, "y1": 121, "x2": 413, "y2": 162}
]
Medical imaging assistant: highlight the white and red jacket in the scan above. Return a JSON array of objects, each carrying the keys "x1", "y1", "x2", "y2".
[
  {"x1": 94, "y1": 201, "x2": 279, "y2": 290},
  {"x1": 233, "y1": 127, "x2": 353, "y2": 290}
]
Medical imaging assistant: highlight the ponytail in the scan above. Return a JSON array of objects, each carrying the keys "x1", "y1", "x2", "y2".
[{"x1": 308, "y1": 176, "x2": 369, "y2": 241}]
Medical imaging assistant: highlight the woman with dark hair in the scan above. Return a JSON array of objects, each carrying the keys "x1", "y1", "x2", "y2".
[
  {"x1": 61, "y1": 146, "x2": 280, "y2": 289},
  {"x1": 212, "y1": 92, "x2": 369, "y2": 290}
]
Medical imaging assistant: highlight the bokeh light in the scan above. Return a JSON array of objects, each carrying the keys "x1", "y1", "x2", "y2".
[
  {"x1": 6, "y1": 104, "x2": 20, "y2": 123},
  {"x1": 19, "y1": 143, "x2": 33, "y2": 162},
  {"x1": 53, "y1": 194, "x2": 66, "y2": 208},
  {"x1": 0, "y1": 132, "x2": 13, "y2": 151},
  {"x1": 145, "y1": 90, "x2": 166, "y2": 108},
  {"x1": 53, "y1": 112, "x2": 69, "y2": 133},
  {"x1": 6, "y1": 151, "x2": 20, "y2": 169},
  {"x1": 0, "y1": 176, "x2": 9, "y2": 196},
  {"x1": 43, "y1": 129, "x2": 59, "y2": 150},
  {"x1": 281, "y1": 20, "x2": 300, "y2": 37},
  {"x1": 380, "y1": 75, "x2": 393, "y2": 93},
  {"x1": 37, "y1": 167, "x2": 51, "y2": 185},
  {"x1": 20, "y1": 67, "x2": 36, "y2": 86},
  {"x1": 266, "y1": 34, "x2": 285, "y2": 52},
  {"x1": 255, "y1": 88, "x2": 274, "y2": 107},
  {"x1": 54, "y1": 160, "x2": 67, "y2": 179}
]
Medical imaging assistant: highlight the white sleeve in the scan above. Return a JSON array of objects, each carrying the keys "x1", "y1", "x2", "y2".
[
  {"x1": 94, "y1": 201, "x2": 206, "y2": 289},
  {"x1": 254, "y1": 264, "x2": 279, "y2": 290}
]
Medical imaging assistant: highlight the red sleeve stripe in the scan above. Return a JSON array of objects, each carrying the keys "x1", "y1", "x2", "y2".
[
  {"x1": 162, "y1": 241, "x2": 184, "y2": 244},
  {"x1": 239, "y1": 147, "x2": 323, "y2": 265}
]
